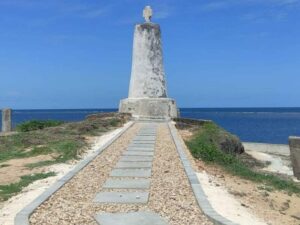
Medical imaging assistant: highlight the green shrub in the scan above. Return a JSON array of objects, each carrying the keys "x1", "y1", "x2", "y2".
[
  {"x1": 16, "y1": 120, "x2": 64, "y2": 132},
  {"x1": 186, "y1": 122, "x2": 300, "y2": 194}
]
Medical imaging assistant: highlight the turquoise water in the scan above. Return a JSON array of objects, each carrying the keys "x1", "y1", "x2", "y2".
[{"x1": 1, "y1": 108, "x2": 300, "y2": 144}]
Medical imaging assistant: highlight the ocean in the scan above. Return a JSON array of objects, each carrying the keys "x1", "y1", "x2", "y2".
[{"x1": 1, "y1": 108, "x2": 300, "y2": 144}]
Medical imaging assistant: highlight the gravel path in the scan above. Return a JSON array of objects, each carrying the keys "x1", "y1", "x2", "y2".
[{"x1": 30, "y1": 123, "x2": 212, "y2": 225}]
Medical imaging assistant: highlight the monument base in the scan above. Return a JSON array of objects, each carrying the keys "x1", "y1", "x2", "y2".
[{"x1": 119, "y1": 98, "x2": 178, "y2": 119}]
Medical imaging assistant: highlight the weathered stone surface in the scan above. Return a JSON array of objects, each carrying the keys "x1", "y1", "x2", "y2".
[
  {"x1": 124, "y1": 151, "x2": 154, "y2": 156},
  {"x1": 116, "y1": 161, "x2": 152, "y2": 169},
  {"x1": 129, "y1": 23, "x2": 166, "y2": 99},
  {"x1": 289, "y1": 136, "x2": 300, "y2": 179},
  {"x1": 103, "y1": 178, "x2": 150, "y2": 189},
  {"x1": 133, "y1": 137, "x2": 156, "y2": 141},
  {"x1": 127, "y1": 148, "x2": 154, "y2": 152},
  {"x1": 119, "y1": 156, "x2": 153, "y2": 162},
  {"x1": 93, "y1": 192, "x2": 149, "y2": 204},
  {"x1": 119, "y1": 18, "x2": 178, "y2": 119},
  {"x1": 119, "y1": 98, "x2": 178, "y2": 119},
  {"x1": 2, "y1": 108, "x2": 12, "y2": 132},
  {"x1": 110, "y1": 168, "x2": 152, "y2": 177},
  {"x1": 95, "y1": 211, "x2": 168, "y2": 225}
]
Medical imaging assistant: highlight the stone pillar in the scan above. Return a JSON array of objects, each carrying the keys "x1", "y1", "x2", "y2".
[
  {"x1": 119, "y1": 6, "x2": 178, "y2": 119},
  {"x1": 128, "y1": 23, "x2": 167, "y2": 98},
  {"x1": 289, "y1": 136, "x2": 300, "y2": 179},
  {"x1": 2, "y1": 108, "x2": 12, "y2": 132}
]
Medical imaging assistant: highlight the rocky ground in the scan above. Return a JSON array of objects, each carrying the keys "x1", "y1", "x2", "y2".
[{"x1": 30, "y1": 123, "x2": 212, "y2": 225}]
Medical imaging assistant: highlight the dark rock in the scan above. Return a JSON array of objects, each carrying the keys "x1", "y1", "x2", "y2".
[{"x1": 174, "y1": 117, "x2": 244, "y2": 155}]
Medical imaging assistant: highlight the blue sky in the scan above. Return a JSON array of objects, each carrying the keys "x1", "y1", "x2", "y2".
[{"x1": 0, "y1": 0, "x2": 299, "y2": 109}]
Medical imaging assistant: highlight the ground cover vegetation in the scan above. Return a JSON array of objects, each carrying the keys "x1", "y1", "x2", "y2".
[
  {"x1": 0, "y1": 113, "x2": 130, "y2": 201},
  {"x1": 175, "y1": 118, "x2": 300, "y2": 194}
]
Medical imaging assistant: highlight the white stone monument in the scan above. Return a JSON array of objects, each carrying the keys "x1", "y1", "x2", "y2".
[{"x1": 119, "y1": 6, "x2": 178, "y2": 119}]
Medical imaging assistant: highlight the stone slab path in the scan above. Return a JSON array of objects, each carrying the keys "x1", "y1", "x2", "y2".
[
  {"x1": 28, "y1": 122, "x2": 212, "y2": 225},
  {"x1": 94, "y1": 125, "x2": 157, "y2": 205}
]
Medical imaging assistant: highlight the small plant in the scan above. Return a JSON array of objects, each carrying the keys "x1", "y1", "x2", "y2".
[{"x1": 16, "y1": 120, "x2": 64, "y2": 132}]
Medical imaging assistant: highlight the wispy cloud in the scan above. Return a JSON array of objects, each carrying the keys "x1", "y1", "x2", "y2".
[
  {"x1": 198, "y1": 0, "x2": 300, "y2": 11},
  {"x1": 195, "y1": 0, "x2": 299, "y2": 22}
]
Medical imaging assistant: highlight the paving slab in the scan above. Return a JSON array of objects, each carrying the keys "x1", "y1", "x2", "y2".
[
  {"x1": 127, "y1": 146, "x2": 154, "y2": 149},
  {"x1": 123, "y1": 151, "x2": 154, "y2": 156},
  {"x1": 119, "y1": 156, "x2": 153, "y2": 162},
  {"x1": 94, "y1": 212, "x2": 168, "y2": 225},
  {"x1": 128, "y1": 144, "x2": 155, "y2": 148},
  {"x1": 127, "y1": 148, "x2": 154, "y2": 152},
  {"x1": 116, "y1": 161, "x2": 152, "y2": 168},
  {"x1": 133, "y1": 137, "x2": 156, "y2": 141},
  {"x1": 135, "y1": 134, "x2": 156, "y2": 136},
  {"x1": 103, "y1": 178, "x2": 150, "y2": 189},
  {"x1": 110, "y1": 168, "x2": 152, "y2": 177},
  {"x1": 132, "y1": 141, "x2": 156, "y2": 144},
  {"x1": 93, "y1": 192, "x2": 149, "y2": 204}
]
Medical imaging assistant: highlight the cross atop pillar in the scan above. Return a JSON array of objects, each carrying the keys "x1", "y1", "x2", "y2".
[{"x1": 143, "y1": 6, "x2": 152, "y2": 22}]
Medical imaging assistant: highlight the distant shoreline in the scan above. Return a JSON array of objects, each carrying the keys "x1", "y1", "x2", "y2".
[{"x1": 1, "y1": 108, "x2": 300, "y2": 144}]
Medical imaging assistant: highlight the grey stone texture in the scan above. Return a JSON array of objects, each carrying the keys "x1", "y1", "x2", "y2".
[
  {"x1": 110, "y1": 168, "x2": 152, "y2": 177},
  {"x1": 119, "y1": 22, "x2": 178, "y2": 119},
  {"x1": 93, "y1": 192, "x2": 149, "y2": 204},
  {"x1": 119, "y1": 156, "x2": 153, "y2": 162},
  {"x1": 103, "y1": 178, "x2": 150, "y2": 189},
  {"x1": 127, "y1": 148, "x2": 154, "y2": 152},
  {"x1": 289, "y1": 136, "x2": 300, "y2": 179},
  {"x1": 129, "y1": 23, "x2": 167, "y2": 99},
  {"x1": 2, "y1": 108, "x2": 12, "y2": 132},
  {"x1": 123, "y1": 151, "x2": 154, "y2": 156},
  {"x1": 95, "y1": 211, "x2": 168, "y2": 225},
  {"x1": 115, "y1": 161, "x2": 152, "y2": 169},
  {"x1": 119, "y1": 98, "x2": 178, "y2": 119}
]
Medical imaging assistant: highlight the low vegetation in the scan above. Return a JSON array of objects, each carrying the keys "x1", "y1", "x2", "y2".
[
  {"x1": 180, "y1": 119, "x2": 300, "y2": 194},
  {"x1": 0, "y1": 172, "x2": 56, "y2": 201},
  {"x1": 0, "y1": 113, "x2": 130, "y2": 201},
  {"x1": 16, "y1": 120, "x2": 64, "y2": 132},
  {"x1": 0, "y1": 113, "x2": 129, "y2": 164}
]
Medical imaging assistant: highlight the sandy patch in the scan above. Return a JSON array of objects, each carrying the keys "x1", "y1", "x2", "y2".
[
  {"x1": 246, "y1": 150, "x2": 293, "y2": 176},
  {"x1": 0, "y1": 122, "x2": 132, "y2": 225},
  {"x1": 197, "y1": 171, "x2": 267, "y2": 225},
  {"x1": 0, "y1": 155, "x2": 54, "y2": 185}
]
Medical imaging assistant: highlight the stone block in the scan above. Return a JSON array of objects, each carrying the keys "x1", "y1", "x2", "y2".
[
  {"x1": 116, "y1": 161, "x2": 152, "y2": 169},
  {"x1": 124, "y1": 151, "x2": 154, "y2": 156},
  {"x1": 127, "y1": 148, "x2": 154, "y2": 152},
  {"x1": 111, "y1": 168, "x2": 152, "y2": 177},
  {"x1": 119, "y1": 98, "x2": 178, "y2": 119},
  {"x1": 2, "y1": 108, "x2": 12, "y2": 132},
  {"x1": 103, "y1": 178, "x2": 150, "y2": 189},
  {"x1": 119, "y1": 156, "x2": 153, "y2": 162},
  {"x1": 93, "y1": 192, "x2": 149, "y2": 204},
  {"x1": 289, "y1": 136, "x2": 300, "y2": 179}
]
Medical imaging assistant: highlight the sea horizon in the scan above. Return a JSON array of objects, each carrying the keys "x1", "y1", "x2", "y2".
[{"x1": 1, "y1": 107, "x2": 300, "y2": 145}]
